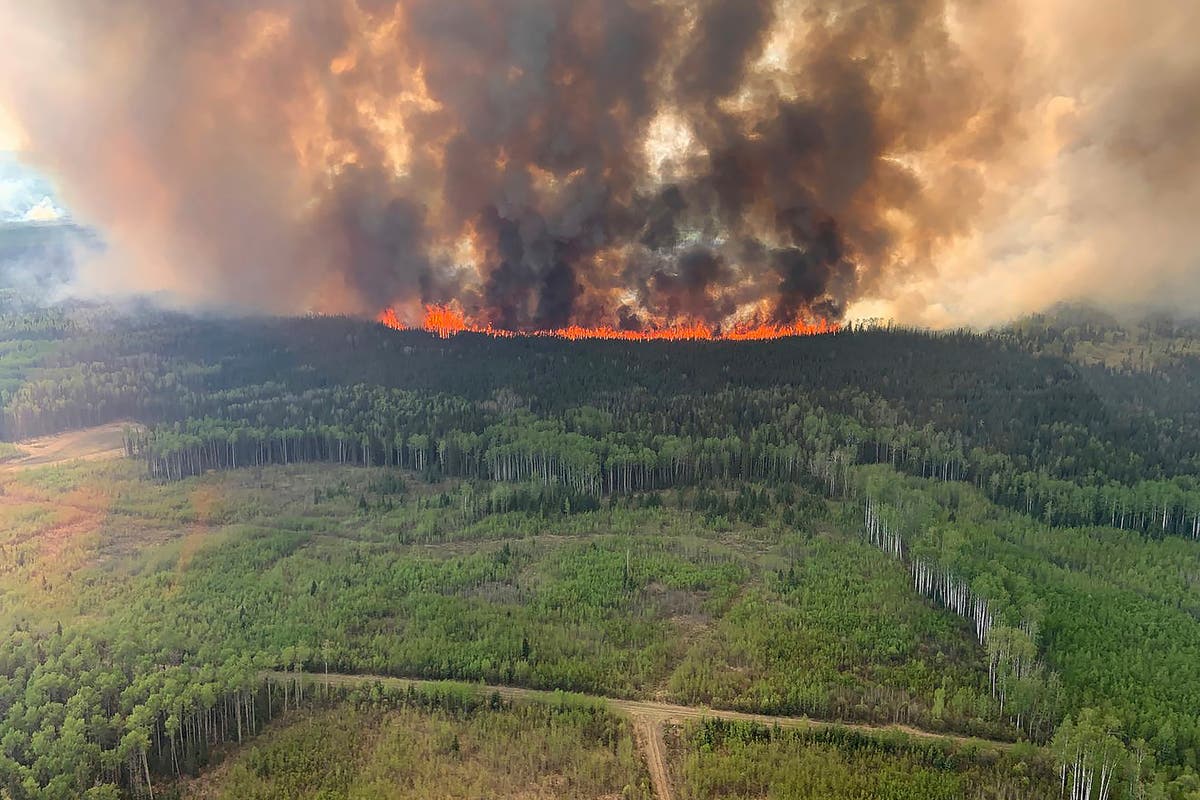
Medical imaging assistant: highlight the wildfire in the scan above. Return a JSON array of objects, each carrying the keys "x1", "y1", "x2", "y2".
[
  {"x1": 422, "y1": 304, "x2": 468, "y2": 338},
  {"x1": 378, "y1": 305, "x2": 837, "y2": 341}
]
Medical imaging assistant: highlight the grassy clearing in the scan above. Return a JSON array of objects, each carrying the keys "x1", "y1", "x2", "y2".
[
  {"x1": 666, "y1": 532, "x2": 983, "y2": 730},
  {"x1": 0, "y1": 459, "x2": 1003, "y2": 741},
  {"x1": 184, "y1": 700, "x2": 652, "y2": 800},
  {"x1": 670, "y1": 719, "x2": 1056, "y2": 800},
  {"x1": 0, "y1": 459, "x2": 1059, "y2": 799}
]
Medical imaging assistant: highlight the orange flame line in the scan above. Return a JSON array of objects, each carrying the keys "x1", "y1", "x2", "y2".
[{"x1": 377, "y1": 305, "x2": 837, "y2": 341}]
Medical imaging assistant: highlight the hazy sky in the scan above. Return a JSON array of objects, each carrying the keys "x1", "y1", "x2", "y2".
[
  {"x1": 0, "y1": 111, "x2": 21, "y2": 152},
  {"x1": 1, "y1": 0, "x2": 1197, "y2": 328}
]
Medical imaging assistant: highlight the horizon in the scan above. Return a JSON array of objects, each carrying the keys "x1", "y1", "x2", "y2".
[{"x1": 1, "y1": 0, "x2": 1197, "y2": 331}]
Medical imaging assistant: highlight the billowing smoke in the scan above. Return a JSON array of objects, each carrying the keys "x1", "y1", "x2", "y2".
[{"x1": 0, "y1": 0, "x2": 1196, "y2": 327}]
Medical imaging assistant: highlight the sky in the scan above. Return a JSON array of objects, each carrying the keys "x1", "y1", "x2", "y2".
[
  {"x1": 0, "y1": 0, "x2": 1197, "y2": 329},
  {"x1": 0, "y1": 105, "x2": 22, "y2": 151},
  {"x1": 0, "y1": 156, "x2": 66, "y2": 224},
  {"x1": 0, "y1": 107, "x2": 66, "y2": 223}
]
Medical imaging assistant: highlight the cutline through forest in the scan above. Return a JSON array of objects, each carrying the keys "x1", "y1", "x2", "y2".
[{"x1": 268, "y1": 670, "x2": 1021, "y2": 800}]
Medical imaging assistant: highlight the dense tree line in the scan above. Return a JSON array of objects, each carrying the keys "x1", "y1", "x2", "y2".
[
  {"x1": 111, "y1": 391, "x2": 1200, "y2": 541},
  {"x1": 4, "y1": 303, "x2": 1200, "y2": 796},
  {"x1": 5, "y1": 305, "x2": 1199, "y2": 485},
  {"x1": 854, "y1": 465, "x2": 1200, "y2": 794},
  {"x1": 864, "y1": 499, "x2": 1064, "y2": 741},
  {"x1": 6, "y1": 304, "x2": 1200, "y2": 542},
  {"x1": 0, "y1": 621, "x2": 274, "y2": 799}
]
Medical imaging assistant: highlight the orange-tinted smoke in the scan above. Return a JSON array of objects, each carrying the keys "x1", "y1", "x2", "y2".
[{"x1": 4, "y1": 0, "x2": 1198, "y2": 326}]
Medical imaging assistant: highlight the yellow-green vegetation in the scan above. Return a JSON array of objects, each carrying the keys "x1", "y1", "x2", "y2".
[
  {"x1": 0, "y1": 440, "x2": 25, "y2": 462},
  {"x1": 0, "y1": 459, "x2": 1012, "y2": 799},
  {"x1": 186, "y1": 696, "x2": 651, "y2": 800},
  {"x1": 4, "y1": 455, "x2": 1198, "y2": 796},
  {"x1": 667, "y1": 534, "x2": 983, "y2": 729},
  {"x1": 0, "y1": 459, "x2": 989, "y2": 718},
  {"x1": 673, "y1": 719, "x2": 1056, "y2": 799}
]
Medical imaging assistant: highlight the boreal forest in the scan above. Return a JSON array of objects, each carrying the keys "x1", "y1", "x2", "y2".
[{"x1": 2, "y1": 293, "x2": 1200, "y2": 799}]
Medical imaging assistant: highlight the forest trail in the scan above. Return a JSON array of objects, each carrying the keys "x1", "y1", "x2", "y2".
[
  {"x1": 1, "y1": 422, "x2": 130, "y2": 471},
  {"x1": 634, "y1": 716, "x2": 674, "y2": 800},
  {"x1": 269, "y1": 671, "x2": 1017, "y2": 800}
]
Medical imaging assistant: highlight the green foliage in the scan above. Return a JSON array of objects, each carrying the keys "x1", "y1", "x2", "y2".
[
  {"x1": 3, "y1": 303, "x2": 1200, "y2": 796},
  {"x1": 668, "y1": 532, "x2": 992, "y2": 734},
  {"x1": 857, "y1": 465, "x2": 1200, "y2": 782},
  {"x1": 0, "y1": 462, "x2": 1007, "y2": 798},
  {"x1": 679, "y1": 719, "x2": 1057, "y2": 799},
  {"x1": 191, "y1": 699, "x2": 652, "y2": 799}
]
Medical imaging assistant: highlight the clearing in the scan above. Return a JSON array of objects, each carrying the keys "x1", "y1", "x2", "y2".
[
  {"x1": 1, "y1": 422, "x2": 131, "y2": 470},
  {"x1": 271, "y1": 671, "x2": 1017, "y2": 800}
]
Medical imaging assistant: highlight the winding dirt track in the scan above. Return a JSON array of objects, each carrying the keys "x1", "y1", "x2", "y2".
[{"x1": 268, "y1": 671, "x2": 1015, "y2": 800}]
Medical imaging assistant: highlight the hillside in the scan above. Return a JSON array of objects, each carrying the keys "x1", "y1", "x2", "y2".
[{"x1": 0, "y1": 303, "x2": 1198, "y2": 798}]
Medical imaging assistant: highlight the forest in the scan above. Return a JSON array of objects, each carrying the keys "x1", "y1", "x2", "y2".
[{"x1": 1, "y1": 296, "x2": 1199, "y2": 798}]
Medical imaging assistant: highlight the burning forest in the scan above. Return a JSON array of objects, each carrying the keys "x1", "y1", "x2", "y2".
[
  {"x1": 2, "y1": 0, "x2": 1198, "y2": 328},
  {"x1": 377, "y1": 304, "x2": 838, "y2": 341},
  {"x1": 0, "y1": 0, "x2": 1037, "y2": 330}
]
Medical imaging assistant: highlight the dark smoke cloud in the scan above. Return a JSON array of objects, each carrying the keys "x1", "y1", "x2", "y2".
[
  {"x1": 647, "y1": 247, "x2": 733, "y2": 322},
  {"x1": 2, "y1": 0, "x2": 1195, "y2": 327},
  {"x1": 674, "y1": 0, "x2": 775, "y2": 104}
]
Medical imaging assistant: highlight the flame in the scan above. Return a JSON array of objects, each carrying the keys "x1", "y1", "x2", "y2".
[
  {"x1": 377, "y1": 305, "x2": 836, "y2": 341},
  {"x1": 378, "y1": 307, "x2": 404, "y2": 330},
  {"x1": 421, "y1": 304, "x2": 469, "y2": 337}
]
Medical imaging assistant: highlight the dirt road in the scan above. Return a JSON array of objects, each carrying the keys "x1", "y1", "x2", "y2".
[
  {"x1": 634, "y1": 715, "x2": 674, "y2": 800},
  {"x1": 268, "y1": 670, "x2": 1015, "y2": 800}
]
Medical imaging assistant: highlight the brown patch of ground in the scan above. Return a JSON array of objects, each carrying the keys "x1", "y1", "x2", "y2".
[
  {"x1": 0, "y1": 480, "x2": 113, "y2": 561},
  {"x1": 1, "y1": 422, "x2": 134, "y2": 471},
  {"x1": 35, "y1": 503, "x2": 103, "y2": 562}
]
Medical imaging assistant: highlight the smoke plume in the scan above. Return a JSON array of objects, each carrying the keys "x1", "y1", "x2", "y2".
[{"x1": 0, "y1": 0, "x2": 1197, "y2": 327}]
